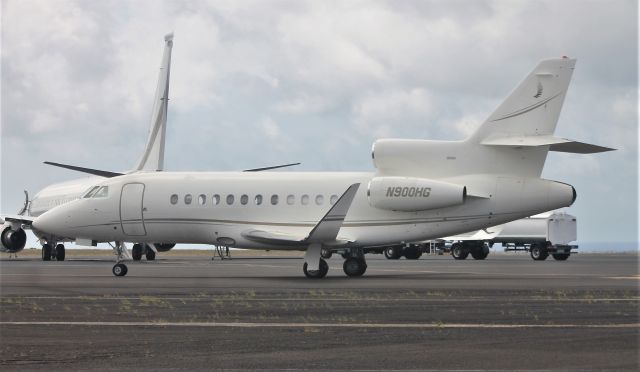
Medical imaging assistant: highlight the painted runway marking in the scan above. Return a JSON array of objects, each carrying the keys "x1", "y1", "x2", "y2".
[
  {"x1": 605, "y1": 275, "x2": 640, "y2": 280},
  {"x1": 3, "y1": 296, "x2": 638, "y2": 302},
  {"x1": 1, "y1": 321, "x2": 637, "y2": 329}
]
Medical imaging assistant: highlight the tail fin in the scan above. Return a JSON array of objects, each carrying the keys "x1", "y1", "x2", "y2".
[
  {"x1": 468, "y1": 58, "x2": 576, "y2": 144},
  {"x1": 133, "y1": 33, "x2": 174, "y2": 172}
]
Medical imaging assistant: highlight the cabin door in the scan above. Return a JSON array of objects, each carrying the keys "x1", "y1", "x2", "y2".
[{"x1": 120, "y1": 183, "x2": 146, "y2": 236}]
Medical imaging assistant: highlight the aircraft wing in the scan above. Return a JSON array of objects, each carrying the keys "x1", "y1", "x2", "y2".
[
  {"x1": 2, "y1": 215, "x2": 35, "y2": 228},
  {"x1": 241, "y1": 183, "x2": 361, "y2": 248}
]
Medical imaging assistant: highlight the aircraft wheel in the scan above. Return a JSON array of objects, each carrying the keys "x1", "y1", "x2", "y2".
[
  {"x1": 42, "y1": 244, "x2": 52, "y2": 261},
  {"x1": 343, "y1": 257, "x2": 367, "y2": 277},
  {"x1": 132, "y1": 244, "x2": 143, "y2": 261},
  {"x1": 384, "y1": 246, "x2": 402, "y2": 259},
  {"x1": 303, "y1": 259, "x2": 329, "y2": 279},
  {"x1": 55, "y1": 244, "x2": 65, "y2": 261},
  {"x1": 451, "y1": 243, "x2": 468, "y2": 260},
  {"x1": 320, "y1": 247, "x2": 333, "y2": 259},
  {"x1": 530, "y1": 244, "x2": 548, "y2": 261},
  {"x1": 112, "y1": 263, "x2": 128, "y2": 277},
  {"x1": 145, "y1": 247, "x2": 156, "y2": 261},
  {"x1": 552, "y1": 253, "x2": 570, "y2": 261}
]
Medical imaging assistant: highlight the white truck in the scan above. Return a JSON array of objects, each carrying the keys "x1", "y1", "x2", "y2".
[
  {"x1": 447, "y1": 211, "x2": 578, "y2": 261},
  {"x1": 376, "y1": 211, "x2": 578, "y2": 261}
]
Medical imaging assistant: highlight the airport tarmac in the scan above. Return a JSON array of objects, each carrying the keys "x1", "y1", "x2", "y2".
[{"x1": 1, "y1": 252, "x2": 638, "y2": 370}]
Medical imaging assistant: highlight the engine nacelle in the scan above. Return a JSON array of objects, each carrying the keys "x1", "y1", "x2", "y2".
[
  {"x1": 367, "y1": 177, "x2": 466, "y2": 212},
  {"x1": 1, "y1": 223, "x2": 27, "y2": 253}
]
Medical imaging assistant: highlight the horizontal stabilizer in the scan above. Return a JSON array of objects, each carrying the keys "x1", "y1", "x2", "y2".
[
  {"x1": 44, "y1": 162, "x2": 123, "y2": 178},
  {"x1": 481, "y1": 135, "x2": 615, "y2": 154}
]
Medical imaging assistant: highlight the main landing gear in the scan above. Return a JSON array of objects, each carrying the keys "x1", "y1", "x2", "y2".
[
  {"x1": 450, "y1": 241, "x2": 489, "y2": 260},
  {"x1": 303, "y1": 245, "x2": 368, "y2": 279},
  {"x1": 41, "y1": 242, "x2": 65, "y2": 261},
  {"x1": 132, "y1": 243, "x2": 156, "y2": 261}
]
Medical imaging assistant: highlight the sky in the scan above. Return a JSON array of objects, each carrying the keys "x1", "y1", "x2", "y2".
[{"x1": 1, "y1": 0, "x2": 638, "y2": 248}]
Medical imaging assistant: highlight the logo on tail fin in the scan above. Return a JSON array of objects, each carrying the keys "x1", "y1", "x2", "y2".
[{"x1": 533, "y1": 82, "x2": 543, "y2": 98}]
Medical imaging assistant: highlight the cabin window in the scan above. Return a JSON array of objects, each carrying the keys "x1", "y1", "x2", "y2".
[
  {"x1": 213, "y1": 194, "x2": 220, "y2": 206},
  {"x1": 240, "y1": 194, "x2": 248, "y2": 205},
  {"x1": 198, "y1": 194, "x2": 206, "y2": 205},
  {"x1": 315, "y1": 195, "x2": 324, "y2": 205},
  {"x1": 170, "y1": 194, "x2": 178, "y2": 205},
  {"x1": 330, "y1": 194, "x2": 338, "y2": 205},
  {"x1": 254, "y1": 195, "x2": 263, "y2": 205},
  {"x1": 226, "y1": 195, "x2": 234, "y2": 205},
  {"x1": 83, "y1": 186, "x2": 100, "y2": 198},
  {"x1": 287, "y1": 194, "x2": 295, "y2": 205},
  {"x1": 271, "y1": 194, "x2": 279, "y2": 205},
  {"x1": 93, "y1": 186, "x2": 109, "y2": 198},
  {"x1": 184, "y1": 194, "x2": 193, "y2": 205},
  {"x1": 301, "y1": 194, "x2": 309, "y2": 205}
]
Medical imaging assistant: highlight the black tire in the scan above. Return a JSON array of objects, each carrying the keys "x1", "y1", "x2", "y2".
[
  {"x1": 42, "y1": 244, "x2": 52, "y2": 261},
  {"x1": 471, "y1": 244, "x2": 489, "y2": 260},
  {"x1": 132, "y1": 244, "x2": 143, "y2": 261},
  {"x1": 320, "y1": 247, "x2": 333, "y2": 259},
  {"x1": 451, "y1": 243, "x2": 469, "y2": 260},
  {"x1": 303, "y1": 259, "x2": 329, "y2": 279},
  {"x1": 112, "y1": 263, "x2": 128, "y2": 277},
  {"x1": 55, "y1": 244, "x2": 65, "y2": 261},
  {"x1": 145, "y1": 247, "x2": 156, "y2": 261},
  {"x1": 552, "y1": 253, "x2": 570, "y2": 261},
  {"x1": 403, "y1": 247, "x2": 422, "y2": 260},
  {"x1": 384, "y1": 246, "x2": 402, "y2": 259},
  {"x1": 343, "y1": 257, "x2": 367, "y2": 277},
  {"x1": 530, "y1": 244, "x2": 549, "y2": 261}
]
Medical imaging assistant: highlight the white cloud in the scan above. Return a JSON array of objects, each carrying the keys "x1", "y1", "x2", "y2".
[{"x1": 352, "y1": 88, "x2": 435, "y2": 137}]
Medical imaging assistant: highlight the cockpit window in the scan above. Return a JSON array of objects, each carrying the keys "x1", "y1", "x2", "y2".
[
  {"x1": 83, "y1": 186, "x2": 100, "y2": 198},
  {"x1": 93, "y1": 186, "x2": 109, "y2": 198}
]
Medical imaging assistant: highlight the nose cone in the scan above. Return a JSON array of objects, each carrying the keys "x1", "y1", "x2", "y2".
[{"x1": 33, "y1": 206, "x2": 69, "y2": 236}]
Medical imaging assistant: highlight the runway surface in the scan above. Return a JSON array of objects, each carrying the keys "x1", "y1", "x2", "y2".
[{"x1": 1, "y1": 252, "x2": 638, "y2": 370}]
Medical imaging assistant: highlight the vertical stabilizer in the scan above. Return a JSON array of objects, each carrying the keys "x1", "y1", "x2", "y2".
[
  {"x1": 134, "y1": 33, "x2": 174, "y2": 172},
  {"x1": 468, "y1": 58, "x2": 576, "y2": 144}
]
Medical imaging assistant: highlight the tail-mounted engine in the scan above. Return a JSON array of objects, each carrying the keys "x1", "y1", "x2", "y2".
[
  {"x1": 1, "y1": 223, "x2": 27, "y2": 253},
  {"x1": 367, "y1": 177, "x2": 466, "y2": 212}
]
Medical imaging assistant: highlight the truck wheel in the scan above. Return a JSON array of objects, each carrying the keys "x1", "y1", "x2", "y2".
[
  {"x1": 403, "y1": 247, "x2": 422, "y2": 260},
  {"x1": 552, "y1": 253, "x2": 570, "y2": 261},
  {"x1": 451, "y1": 243, "x2": 469, "y2": 260},
  {"x1": 471, "y1": 244, "x2": 489, "y2": 260},
  {"x1": 384, "y1": 246, "x2": 402, "y2": 259},
  {"x1": 530, "y1": 244, "x2": 548, "y2": 261}
]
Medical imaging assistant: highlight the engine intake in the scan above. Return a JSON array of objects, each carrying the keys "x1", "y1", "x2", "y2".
[
  {"x1": 367, "y1": 177, "x2": 466, "y2": 212},
  {"x1": 1, "y1": 225, "x2": 27, "y2": 253}
]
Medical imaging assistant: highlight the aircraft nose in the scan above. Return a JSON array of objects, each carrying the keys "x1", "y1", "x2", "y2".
[{"x1": 33, "y1": 207, "x2": 68, "y2": 235}]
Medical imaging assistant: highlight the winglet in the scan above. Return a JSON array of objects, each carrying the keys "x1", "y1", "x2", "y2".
[{"x1": 305, "y1": 183, "x2": 360, "y2": 243}]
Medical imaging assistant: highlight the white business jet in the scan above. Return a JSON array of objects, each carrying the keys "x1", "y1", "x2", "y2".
[
  {"x1": 0, "y1": 34, "x2": 176, "y2": 260},
  {"x1": 1, "y1": 34, "x2": 298, "y2": 261},
  {"x1": 32, "y1": 56, "x2": 614, "y2": 278}
]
